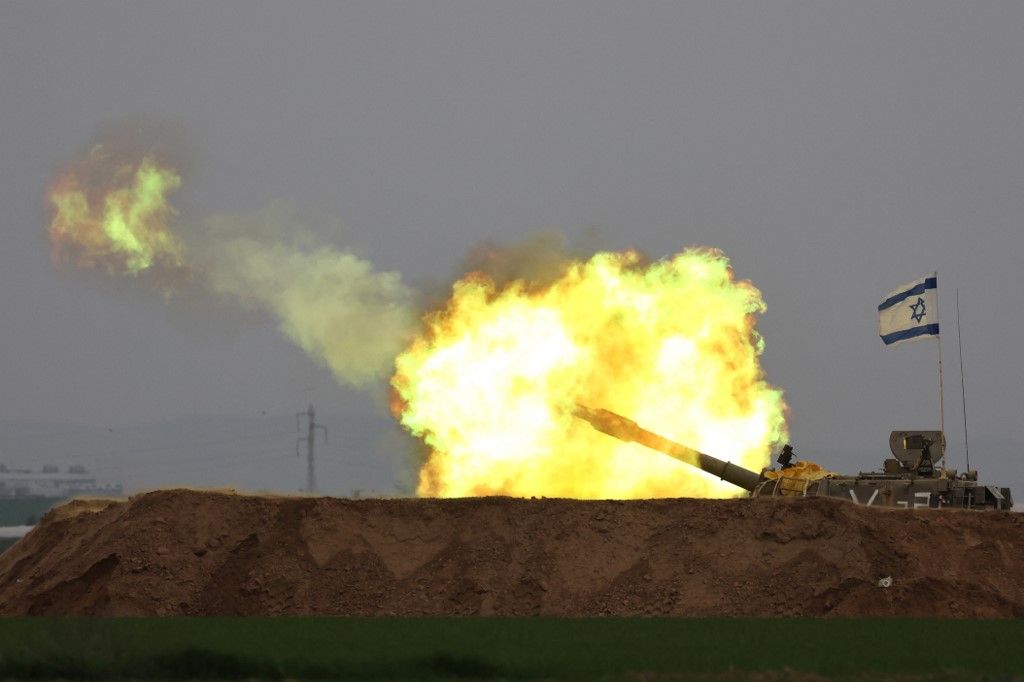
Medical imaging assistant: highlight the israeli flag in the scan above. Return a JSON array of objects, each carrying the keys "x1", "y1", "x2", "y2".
[{"x1": 879, "y1": 273, "x2": 939, "y2": 346}]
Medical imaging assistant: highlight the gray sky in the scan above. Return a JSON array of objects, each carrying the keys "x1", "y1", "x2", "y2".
[{"x1": 2, "y1": 2, "x2": 1023, "y2": 494}]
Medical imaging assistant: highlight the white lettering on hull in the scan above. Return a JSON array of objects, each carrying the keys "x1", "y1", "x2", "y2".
[
  {"x1": 848, "y1": 489, "x2": 880, "y2": 506},
  {"x1": 896, "y1": 492, "x2": 933, "y2": 508}
]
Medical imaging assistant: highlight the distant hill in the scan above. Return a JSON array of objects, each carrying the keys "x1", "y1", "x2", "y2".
[
  {"x1": 4, "y1": 415, "x2": 1018, "y2": 506},
  {"x1": 0, "y1": 410, "x2": 418, "y2": 497}
]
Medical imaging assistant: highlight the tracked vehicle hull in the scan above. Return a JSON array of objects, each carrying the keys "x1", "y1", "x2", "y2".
[
  {"x1": 574, "y1": 405, "x2": 1014, "y2": 510},
  {"x1": 753, "y1": 475, "x2": 1013, "y2": 510}
]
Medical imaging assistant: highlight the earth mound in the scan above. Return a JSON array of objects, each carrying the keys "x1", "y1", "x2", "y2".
[{"x1": 1, "y1": 489, "x2": 1023, "y2": 616}]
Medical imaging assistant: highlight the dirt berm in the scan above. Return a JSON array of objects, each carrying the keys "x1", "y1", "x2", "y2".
[{"x1": 1, "y1": 489, "x2": 1022, "y2": 616}]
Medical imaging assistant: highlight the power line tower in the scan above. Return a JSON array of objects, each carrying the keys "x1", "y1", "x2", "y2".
[{"x1": 296, "y1": 404, "x2": 327, "y2": 493}]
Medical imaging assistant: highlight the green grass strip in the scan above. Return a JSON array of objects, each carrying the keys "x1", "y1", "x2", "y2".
[{"x1": 0, "y1": 618, "x2": 1020, "y2": 679}]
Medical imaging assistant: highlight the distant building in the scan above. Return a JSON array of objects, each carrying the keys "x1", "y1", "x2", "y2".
[
  {"x1": 0, "y1": 464, "x2": 123, "y2": 528},
  {"x1": 0, "y1": 464, "x2": 123, "y2": 499}
]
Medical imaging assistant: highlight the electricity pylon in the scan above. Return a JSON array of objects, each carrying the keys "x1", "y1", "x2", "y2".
[{"x1": 296, "y1": 404, "x2": 327, "y2": 493}]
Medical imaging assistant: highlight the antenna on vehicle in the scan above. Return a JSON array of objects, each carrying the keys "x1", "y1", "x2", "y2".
[{"x1": 956, "y1": 289, "x2": 971, "y2": 473}]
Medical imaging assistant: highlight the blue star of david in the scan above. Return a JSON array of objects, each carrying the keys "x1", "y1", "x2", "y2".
[{"x1": 909, "y1": 297, "x2": 927, "y2": 323}]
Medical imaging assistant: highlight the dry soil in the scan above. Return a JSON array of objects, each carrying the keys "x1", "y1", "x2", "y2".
[{"x1": 1, "y1": 489, "x2": 1022, "y2": 616}]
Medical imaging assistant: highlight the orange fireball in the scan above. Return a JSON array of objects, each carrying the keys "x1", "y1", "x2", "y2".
[
  {"x1": 392, "y1": 248, "x2": 788, "y2": 499},
  {"x1": 48, "y1": 149, "x2": 184, "y2": 276}
]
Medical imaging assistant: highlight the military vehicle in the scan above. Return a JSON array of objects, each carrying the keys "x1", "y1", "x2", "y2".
[{"x1": 573, "y1": 405, "x2": 1014, "y2": 510}]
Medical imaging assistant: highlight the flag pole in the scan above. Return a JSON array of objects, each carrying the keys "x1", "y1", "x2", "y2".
[{"x1": 936, "y1": 273, "x2": 945, "y2": 443}]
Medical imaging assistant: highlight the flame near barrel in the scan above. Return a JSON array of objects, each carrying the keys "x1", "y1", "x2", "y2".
[{"x1": 573, "y1": 405, "x2": 763, "y2": 492}]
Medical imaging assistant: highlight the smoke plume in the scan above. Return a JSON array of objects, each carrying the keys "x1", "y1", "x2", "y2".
[
  {"x1": 198, "y1": 206, "x2": 415, "y2": 386},
  {"x1": 457, "y1": 229, "x2": 606, "y2": 290},
  {"x1": 47, "y1": 121, "x2": 415, "y2": 387}
]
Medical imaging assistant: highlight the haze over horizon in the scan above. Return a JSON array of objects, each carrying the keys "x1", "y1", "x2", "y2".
[{"x1": 2, "y1": 2, "x2": 1023, "y2": 496}]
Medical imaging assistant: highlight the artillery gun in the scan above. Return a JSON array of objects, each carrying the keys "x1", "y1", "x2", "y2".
[{"x1": 573, "y1": 405, "x2": 1013, "y2": 510}]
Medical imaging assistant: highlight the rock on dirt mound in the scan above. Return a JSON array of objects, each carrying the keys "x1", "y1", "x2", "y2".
[{"x1": 1, "y1": 489, "x2": 1023, "y2": 617}]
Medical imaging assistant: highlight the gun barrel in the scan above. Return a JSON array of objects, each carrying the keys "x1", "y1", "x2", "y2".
[{"x1": 573, "y1": 405, "x2": 762, "y2": 492}]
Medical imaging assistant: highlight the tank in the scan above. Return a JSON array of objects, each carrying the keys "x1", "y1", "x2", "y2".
[{"x1": 573, "y1": 404, "x2": 1014, "y2": 510}]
